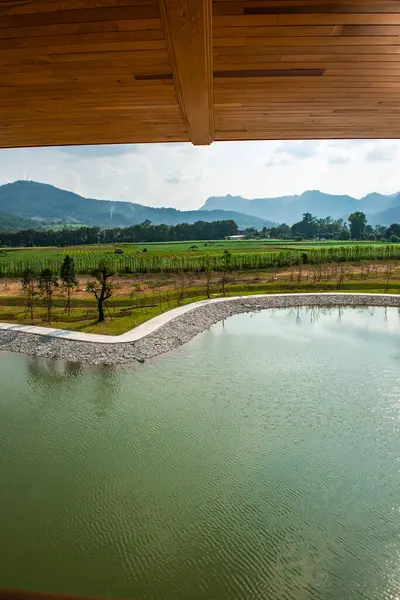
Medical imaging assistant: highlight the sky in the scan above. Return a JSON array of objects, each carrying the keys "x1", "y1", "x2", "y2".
[{"x1": 0, "y1": 139, "x2": 399, "y2": 210}]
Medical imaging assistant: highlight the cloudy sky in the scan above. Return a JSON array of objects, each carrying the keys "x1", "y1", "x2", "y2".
[{"x1": 0, "y1": 139, "x2": 398, "y2": 210}]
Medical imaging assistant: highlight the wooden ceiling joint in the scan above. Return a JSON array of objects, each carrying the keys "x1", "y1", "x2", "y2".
[{"x1": 159, "y1": 0, "x2": 214, "y2": 145}]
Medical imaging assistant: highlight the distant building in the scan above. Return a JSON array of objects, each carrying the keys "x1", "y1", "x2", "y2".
[{"x1": 225, "y1": 234, "x2": 246, "y2": 240}]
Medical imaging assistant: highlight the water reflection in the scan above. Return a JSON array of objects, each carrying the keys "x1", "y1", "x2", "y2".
[
  {"x1": 86, "y1": 364, "x2": 123, "y2": 418},
  {"x1": 27, "y1": 358, "x2": 83, "y2": 390},
  {"x1": 25, "y1": 358, "x2": 125, "y2": 418},
  {"x1": 284, "y1": 304, "x2": 398, "y2": 329}
]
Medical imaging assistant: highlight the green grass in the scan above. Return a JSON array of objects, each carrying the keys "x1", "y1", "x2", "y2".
[
  {"x1": 2, "y1": 239, "x2": 282, "y2": 259},
  {"x1": 1, "y1": 278, "x2": 398, "y2": 335},
  {"x1": 1, "y1": 239, "x2": 391, "y2": 260}
]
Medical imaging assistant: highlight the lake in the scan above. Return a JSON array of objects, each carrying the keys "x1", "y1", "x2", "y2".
[{"x1": 1, "y1": 306, "x2": 399, "y2": 600}]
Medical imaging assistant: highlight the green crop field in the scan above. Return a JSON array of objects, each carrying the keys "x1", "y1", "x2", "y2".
[{"x1": 0, "y1": 239, "x2": 399, "y2": 277}]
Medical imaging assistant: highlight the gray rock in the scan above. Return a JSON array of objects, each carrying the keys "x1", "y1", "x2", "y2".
[{"x1": 0, "y1": 293, "x2": 398, "y2": 365}]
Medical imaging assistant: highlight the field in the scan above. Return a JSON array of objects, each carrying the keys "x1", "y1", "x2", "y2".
[
  {"x1": 0, "y1": 256, "x2": 400, "y2": 335},
  {"x1": 1, "y1": 239, "x2": 400, "y2": 277},
  {"x1": 0, "y1": 239, "x2": 399, "y2": 335}
]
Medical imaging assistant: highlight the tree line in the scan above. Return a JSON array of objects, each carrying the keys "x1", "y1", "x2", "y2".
[
  {"x1": 0, "y1": 220, "x2": 238, "y2": 248},
  {"x1": 22, "y1": 255, "x2": 114, "y2": 324},
  {"x1": 246, "y1": 211, "x2": 400, "y2": 241},
  {"x1": 20, "y1": 251, "x2": 234, "y2": 325}
]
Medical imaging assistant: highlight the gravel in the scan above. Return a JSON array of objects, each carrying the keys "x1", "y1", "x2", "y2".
[{"x1": 0, "y1": 293, "x2": 399, "y2": 365}]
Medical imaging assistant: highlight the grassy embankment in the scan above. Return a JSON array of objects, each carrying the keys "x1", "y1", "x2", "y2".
[{"x1": 1, "y1": 271, "x2": 399, "y2": 335}]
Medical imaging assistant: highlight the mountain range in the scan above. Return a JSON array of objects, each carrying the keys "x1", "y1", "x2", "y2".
[
  {"x1": 202, "y1": 191, "x2": 400, "y2": 226},
  {"x1": 0, "y1": 181, "x2": 400, "y2": 233},
  {"x1": 0, "y1": 181, "x2": 271, "y2": 231}
]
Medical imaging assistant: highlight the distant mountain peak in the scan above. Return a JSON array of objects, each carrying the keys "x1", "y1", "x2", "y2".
[
  {"x1": 201, "y1": 190, "x2": 399, "y2": 225},
  {"x1": 0, "y1": 180, "x2": 271, "y2": 230}
]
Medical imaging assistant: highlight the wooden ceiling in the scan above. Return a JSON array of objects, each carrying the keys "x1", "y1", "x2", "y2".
[{"x1": 1, "y1": 0, "x2": 400, "y2": 147}]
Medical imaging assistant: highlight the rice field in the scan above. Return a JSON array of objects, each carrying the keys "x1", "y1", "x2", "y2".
[{"x1": 0, "y1": 240, "x2": 399, "y2": 277}]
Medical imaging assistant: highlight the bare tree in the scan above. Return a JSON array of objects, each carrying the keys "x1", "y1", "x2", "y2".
[
  {"x1": 86, "y1": 260, "x2": 114, "y2": 322},
  {"x1": 175, "y1": 270, "x2": 185, "y2": 305},
  {"x1": 60, "y1": 255, "x2": 78, "y2": 315},
  {"x1": 129, "y1": 280, "x2": 142, "y2": 311},
  {"x1": 221, "y1": 250, "x2": 231, "y2": 296},
  {"x1": 385, "y1": 261, "x2": 393, "y2": 293},
  {"x1": 337, "y1": 262, "x2": 346, "y2": 289},
  {"x1": 21, "y1": 267, "x2": 37, "y2": 321},
  {"x1": 204, "y1": 255, "x2": 213, "y2": 299},
  {"x1": 38, "y1": 268, "x2": 59, "y2": 324}
]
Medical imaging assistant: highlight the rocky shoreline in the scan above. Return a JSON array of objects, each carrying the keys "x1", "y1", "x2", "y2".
[{"x1": 0, "y1": 293, "x2": 399, "y2": 365}]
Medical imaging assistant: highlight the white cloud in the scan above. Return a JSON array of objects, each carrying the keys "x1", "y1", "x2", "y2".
[
  {"x1": 364, "y1": 144, "x2": 398, "y2": 163},
  {"x1": 276, "y1": 140, "x2": 320, "y2": 159},
  {"x1": 327, "y1": 152, "x2": 350, "y2": 165},
  {"x1": 58, "y1": 144, "x2": 139, "y2": 158},
  {"x1": 0, "y1": 139, "x2": 399, "y2": 209}
]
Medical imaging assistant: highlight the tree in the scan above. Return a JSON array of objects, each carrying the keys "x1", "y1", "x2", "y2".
[
  {"x1": 0, "y1": 219, "x2": 238, "y2": 248},
  {"x1": 269, "y1": 223, "x2": 291, "y2": 239},
  {"x1": 86, "y1": 259, "x2": 114, "y2": 322},
  {"x1": 339, "y1": 227, "x2": 350, "y2": 241},
  {"x1": 221, "y1": 249, "x2": 231, "y2": 296},
  {"x1": 37, "y1": 268, "x2": 59, "y2": 323},
  {"x1": 291, "y1": 212, "x2": 318, "y2": 239},
  {"x1": 348, "y1": 211, "x2": 367, "y2": 240},
  {"x1": 385, "y1": 223, "x2": 400, "y2": 240},
  {"x1": 244, "y1": 227, "x2": 258, "y2": 238},
  {"x1": 20, "y1": 267, "x2": 37, "y2": 321},
  {"x1": 60, "y1": 255, "x2": 77, "y2": 315},
  {"x1": 204, "y1": 255, "x2": 213, "y2": 299}
]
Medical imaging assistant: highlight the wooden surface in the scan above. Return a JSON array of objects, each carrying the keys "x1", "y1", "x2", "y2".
[
  {"x1": 160, "y1": 0, "x2": 213, "y2": 144},
  {"x1": 1, "y1": 0, "x2": 400, "y2": 146}
]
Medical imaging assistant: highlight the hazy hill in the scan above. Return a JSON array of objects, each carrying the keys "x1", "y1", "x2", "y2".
[
  {"x1": 368, "y1": 199, "x2": 400, "y2": 226},
  {"x1": 202, "y1": 191, "x2": 399, "y2": 224},
  {"x1": 3, "y1": 181, "x2": 397, "y2": 232},
  {"x1": 0, "y1": 181, "x2": 272, "y2": 230},
  {"x1": 0, "y1": 213, "x2": 35, "y2": 232}
]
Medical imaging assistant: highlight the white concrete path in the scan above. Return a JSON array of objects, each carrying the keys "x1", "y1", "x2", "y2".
[{"x1": 0, "y1": 292, "x2": 398, "y2": 344}]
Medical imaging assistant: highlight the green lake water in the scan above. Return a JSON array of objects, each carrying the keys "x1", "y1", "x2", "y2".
[{"x1": 0, "y1": 306, "x2": 399, "y2": 600}]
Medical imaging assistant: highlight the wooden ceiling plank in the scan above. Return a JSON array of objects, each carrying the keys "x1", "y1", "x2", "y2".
[
  {"x1": 0, "y1": 1, "x2": 157, "y2": 18},
  {"x1": 213, "y1": 63, "x2": 400, "y2": 74},
  {"x1": 0, "y1": 40, "x2": 167, "y2": 63},
  {"x1": 0, "y1": 19, "x2": 163, "y2": 41},
  {"x1": 214, "y1": 45, "x2": 400, "y2": 55},
  {"x1": 214, "y1": 36, "x2": 400, "y2": 47},
  {"x1": 214, "y1": 25, "x2": 339, "y2": 37},
  {"x1": 214, "y1": 14, "x2": 400, "y2": 26},
  {"x1": 0, "y1": 49, "x2": 169, "y2": 69},
  {"x1": 160, "y1": 0, "x2": 214, "y2": 145},
  {"x1": 0, "y1": 61, "x2": 172, "y2": 76},
  {"x1": 0, "y1": 29, "x2": 165, "y2": 51},
  {"x1": 214, "y1": 57, "x2": 400, "y2": 66},
  {"x1": 213, "y1": 1, "x2": 400, "y2": 16},
  {"x1": 0, "y1": 72, "x2": 176, "y2": 86}
]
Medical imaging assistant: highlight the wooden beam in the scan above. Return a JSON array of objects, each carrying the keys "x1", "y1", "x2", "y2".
[{"x1": 159, "y1": 0, "x2": 213, "y2": 145}]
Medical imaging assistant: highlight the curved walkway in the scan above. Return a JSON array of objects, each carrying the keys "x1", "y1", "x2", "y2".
[{"x1": 0, "y1": 292, "x2": 399, "y2": 364}]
